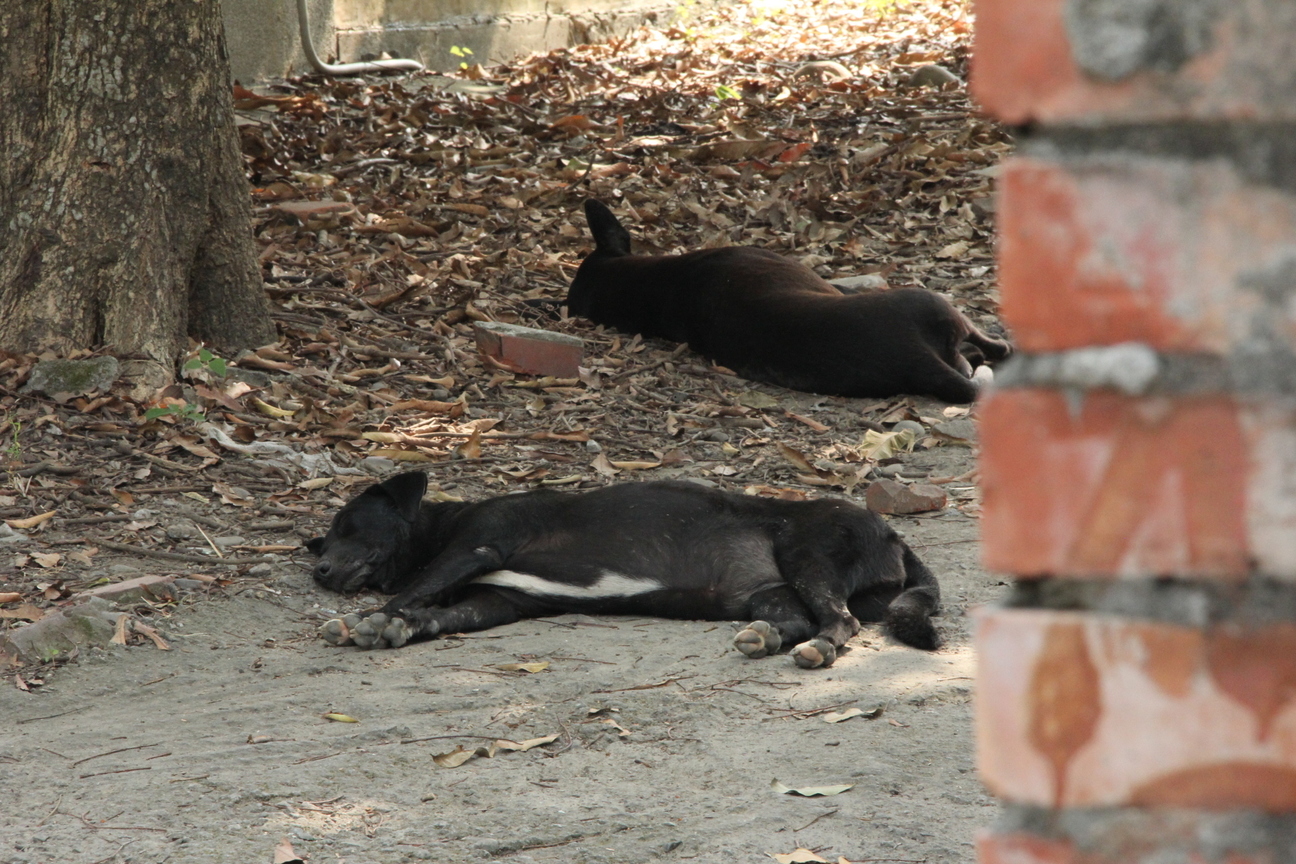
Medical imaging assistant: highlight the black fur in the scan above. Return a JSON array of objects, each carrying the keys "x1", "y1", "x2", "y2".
[
  {"x1": 308, "y1": 472, "x2": 942, "y2": 667},
  {"x1": 566, "y1": 199, "x2": 1012, "y2": 403}
]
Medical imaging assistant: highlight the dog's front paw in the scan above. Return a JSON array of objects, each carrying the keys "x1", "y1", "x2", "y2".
[
  {"x1": 320, "y1": 612, "x2": 363, "y2": 646},
  {"x1": 734, "y1": 620, "x2": 782, "y2": 659},
  {"x1": 791, "y1": 638, "x2": 837, "y2": 669}
]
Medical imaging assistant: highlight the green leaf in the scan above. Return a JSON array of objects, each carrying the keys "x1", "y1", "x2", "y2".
[
  {"x1": 208, "y1": 358, "x2": 227, "y2": 377},
  {"x1": 199, "y1": 348, "x2": 213, "y2": 363},
  {"x1": 183, "y1": 358, "x2": 202, "y2": 371},
  {"x1": 715, "y1": 84, "x2": 740, "y2": 100},
  {"x1": 144, "y1": 407, "x2": 170, "y2": 420}
]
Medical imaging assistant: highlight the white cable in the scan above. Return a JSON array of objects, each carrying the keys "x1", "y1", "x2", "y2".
[{"x1": 295, "y1": 0, "x2": 424, "y2": 76}]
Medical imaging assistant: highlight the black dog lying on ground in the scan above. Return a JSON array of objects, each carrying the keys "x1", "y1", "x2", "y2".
[
  {"x1": 565, "y1": 199, "x2": 1012, "y2": 403},
  {"x1": 307, "y1": 472, "x2": 941, "y2": 667}
]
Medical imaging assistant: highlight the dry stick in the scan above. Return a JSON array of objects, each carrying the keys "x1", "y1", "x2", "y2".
[
  {"x1": 60, "y1": 514, "x2": 131, "y2": 526},
  {"x1": 71, "y1": 742, "x2": 163, "y2": 767},
  {"x1": 79, "y1": 766, "x2": 152, "y2": 779},
  {"x1": 794, "y1": 807, "x2": 839, "y2": 832},
  {"x1": 609, "y1": 343, "x2": 689, "y2": 382},
  {"x1": 17, "y1": 706, "x2": 90, "y2": 724},
  {"x1": 94, "y1": 540, "x2": 268, "y2": 565},
  {"x1": 400, "y1": 734, "x2": 502, "y2": 745}
]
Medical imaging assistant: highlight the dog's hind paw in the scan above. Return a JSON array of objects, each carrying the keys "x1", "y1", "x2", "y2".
[
  {"x1": 791, "y1": 638, "x2": 837, "y2": 669},
  {"x1": 734, "y1": 620, "x2": 782, "y2": 659},
  {"x1": 320, "y1": 613, "x2": 363, "y2": 646}
]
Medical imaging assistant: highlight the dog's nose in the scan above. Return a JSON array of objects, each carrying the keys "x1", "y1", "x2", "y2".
[{"x1": 314, "y1": 559, "x2": 332, "y2": 578}]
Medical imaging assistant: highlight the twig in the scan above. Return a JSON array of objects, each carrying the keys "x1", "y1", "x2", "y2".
[
  {"x1": 94, "y1": 540, "x2": 267, "y2": 565},
  {"x1": 592, "y1": 675, "x2": 694, "y2": 693},
  {"x1": 400, "y1": 734, "x2": 502, "y2": 745},
  {"x1": 794, "y1": 807, "x2": 839, "y2": 832},
  {"x1": 762, "y1": 700, "x2": 858, "y2": 720},
  {"x1": 71, "y1": 742, "x2": 163, "y2": 767},
  {"x1": 191, "y1": 522, "x2": 224, "y2": 558},
  {"x1": 610, "y1": 343, "x2": 689, "y2": 382},
  {"x1": 79, "y1": 766, "x2": 151, "y2": 779},
  {"x1": 17, "y1": 706, "x2": 90, "y2": 724}
]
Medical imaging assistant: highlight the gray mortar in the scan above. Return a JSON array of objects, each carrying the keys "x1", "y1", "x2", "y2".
[
  {"x1": 1020, "y1": 124, "x2": 1296, "y2": 195},
  {"x1": 995, "y1": 350, "x2": 1296, "y2": 396},
  {"x1": 1004, "y1": 577, "x2": 1296, "y2": 628},
  {"x1": 996, "y1": 804, "x2": 1296, "y2": 861},
  {"x1": 1063, "y1": 0, "x2": 1222, "y2": 81}
]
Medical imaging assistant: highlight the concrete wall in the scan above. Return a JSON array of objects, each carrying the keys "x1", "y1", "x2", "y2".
[{"x1": 222, "y1": 0, "x2": 682, "y2": 84}]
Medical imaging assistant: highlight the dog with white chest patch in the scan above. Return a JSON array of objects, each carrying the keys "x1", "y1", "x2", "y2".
[
  {"x1": 308, "y1": 472, "x2": 942, "y2": 668},
  {"x1": 565, "y1": 199, "x2": 1012, "y2": 403}
]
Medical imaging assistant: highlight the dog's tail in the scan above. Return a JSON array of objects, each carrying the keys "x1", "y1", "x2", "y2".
[
  {"x1": 885, "y1": 545, "x2": 942, "y2": 650},
  {"x1": 584, "y1": 199, "x2": 632, "y2": 257}
]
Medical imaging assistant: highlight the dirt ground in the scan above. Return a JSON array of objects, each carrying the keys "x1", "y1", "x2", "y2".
[{"x1": 0, "y1": 397, "x2": 1004, "y2": 864}]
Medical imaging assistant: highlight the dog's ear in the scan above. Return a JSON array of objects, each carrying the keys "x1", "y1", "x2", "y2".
[
  {"x1": 304, "y1": 536, "x2": 326, "y2": 556},
  {"x1": 370, "y1": 472, "x2": 428, "y2": 522},
  {"x1": 584, "y1": 199, "x2": 632, "y2": 256}
]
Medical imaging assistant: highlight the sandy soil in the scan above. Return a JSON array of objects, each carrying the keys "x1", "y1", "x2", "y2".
[{"x1": 0, "y1": 428, "x2": 1003, "y2": 864}]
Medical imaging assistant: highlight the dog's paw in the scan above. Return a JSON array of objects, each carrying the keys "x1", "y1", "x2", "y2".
[
  {"x1": 972, "y1": 364, "x2": 995, "y2": 389},
  {"x1": 791, "y1": 638, "x2": 837, "y2": 669},
  {"x1": 381, "y1": 615, "x2": 413, "y2": 648},
  {"x1": 320, "y1": 612, "x2": 363, "y2": 647},
  {"x1": 734, "y1": 620, "x2": 782, "y2": 659}
]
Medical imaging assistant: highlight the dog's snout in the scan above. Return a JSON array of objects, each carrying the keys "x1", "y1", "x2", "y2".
[{"x1": 314, "y1": 559, "x2": 332, "y2": 577}]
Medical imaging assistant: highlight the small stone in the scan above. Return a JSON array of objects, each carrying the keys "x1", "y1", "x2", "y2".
[
  {"x1": 703, "y1": 429, "x2": 730, "y2": 443},
  {"x1": 907, "y1": 64, "x2": 959, "y2": 87},
  {"x1": 78, "y1": 574, "x2": 177, "y2": 604},
  {"x1": 108, "y1": 563, "x2": 143, "y2": 576},
  {"x1": 934, "y1": 419, "x2": 977, "y2": 443},
  {"x1": 878, "y1": 464, "x2": 905, "y2": 478},
  {"x1": 249, "y1": 563, "x2": 274, "y2": 577},
  {"x1": 165, "y1": 523, "x2": 198, "y2": 541},
  {"x1": 585, "y1": 440, "x2": 603, "y2": 454},
  {"x1": 1, "y1": 600, "x2": 118, "y2": 663},
  {"x1": 0, "y1": 524, "x2": 26, "y2": 545},
  {"x1": 214, "y1": 536, "x2": 246, "y2": 548},
  {"x1": 865, "y1": 479, "x2": 947, "y2": 515},
  {"x1": 829, "y1": 273, "x2": 889, "y2": 293},
  {"x1": 22, "y1": 356, "x2": 119, "y2": 398},
  {"x1": 892, "y1": 420, "x2": 926, "y2": 437}
]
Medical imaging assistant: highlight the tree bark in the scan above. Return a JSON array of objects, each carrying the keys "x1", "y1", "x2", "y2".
[{"x1": 0, "y1": 0, "x2": 275, "y2": 382}]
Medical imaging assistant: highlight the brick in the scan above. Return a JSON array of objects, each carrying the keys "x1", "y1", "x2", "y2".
[
  {"x1": 473, "y1": 322, "x2": 585, "y2": 378},
  {"x1": 979, "y1": 830, "x2": 1281, "y2": 864},
  {"x1": 981, "y1": 390, "x2": 1296, "y2": 580},
  {"x1": 972, "y1": 0, "x2": 1296, "y2": 124},
  {"x1": 977, "y1": 607, "x2": 1296, "y2": 810},
  {"x1": 998, "y1": 156, "x2": 1296, "y2": 354},
  {"x1": 981, "y1": 389, "x2": 1248, "y2": 579}
]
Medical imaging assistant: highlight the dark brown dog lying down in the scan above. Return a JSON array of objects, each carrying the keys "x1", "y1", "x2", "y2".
[{"x1": 565, "y1": 199, "x2": 1012, "y2": 403}]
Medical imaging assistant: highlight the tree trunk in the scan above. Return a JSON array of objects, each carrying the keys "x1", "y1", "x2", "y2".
[{"x1": 0, "y1": 0, "x2": 275, "y2": 386}]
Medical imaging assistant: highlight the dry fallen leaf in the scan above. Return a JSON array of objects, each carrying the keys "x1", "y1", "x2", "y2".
[
  {"x1": 494, "y1": 661, "x2": 550, "y2": 673},
  {"x1": 272, "y1": 837, "x2": 305, "y2": 864},
  {"x1": 776, "y1": 443, "x2": 816, "y2": 473},
  {"x1": 31, "y1": 552, "x2": 61, "y2": 569},
  {"x1": 859, "y1": 428, "x2": 916, "y2": 460},
  {"x1": 823, "y1": 708, "x2": 865, "y2": 724},
  {"x1": 323, "y1": 713, "x2": 359, "y2": 723},
  {"x1": 771, "y1": 779, "x2": 854, "y2": 797},
  {"x1": 0, "y1": 603, "x2": 45, "y2": 621},
  {"x1": 5, "y1": 511, "x2": 56, "y2": 530},
  {"x1": 768, "y1": 849, "x2": 830, "y2": 864},
  {"x1": 0, "y1": 592, "x2": 22, "y2": 604},
  {"x1": 495, "y1": 733, "x2": 560, "y2": 752},
  {"x1": 608, "y1": 460, "x2": 661, "y2": 471}
]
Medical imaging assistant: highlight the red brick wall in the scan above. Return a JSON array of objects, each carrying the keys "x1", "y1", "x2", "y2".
[{"x1": 972, "y1": 0, "x2": 1296, "y2": 858}]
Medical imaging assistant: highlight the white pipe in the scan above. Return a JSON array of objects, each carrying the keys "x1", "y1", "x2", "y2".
[{"x1": 295, "y1": 0, "x2": 424, "y2": 76}]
